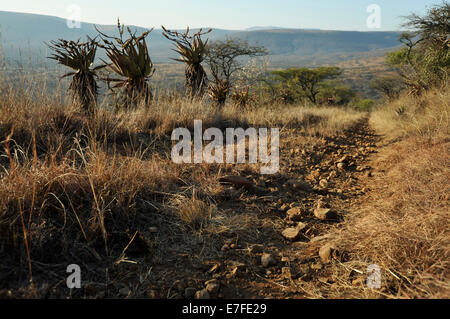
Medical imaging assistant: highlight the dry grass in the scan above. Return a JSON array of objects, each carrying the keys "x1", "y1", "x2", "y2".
[
  {"x1": 331, "y1": 87, "x2": 450, "y2": 298},
  {"x1": 370, "y1": 86, "x2": 449, "y2": 139}
]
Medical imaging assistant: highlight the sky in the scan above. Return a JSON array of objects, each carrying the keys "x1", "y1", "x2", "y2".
[{"x1": 0, "y1": 0, "x2": 441, "y2": 31}]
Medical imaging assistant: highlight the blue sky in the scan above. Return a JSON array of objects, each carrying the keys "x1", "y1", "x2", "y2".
[{"x1": 0, "y1": 0, "x2": 440, "y2": 30}]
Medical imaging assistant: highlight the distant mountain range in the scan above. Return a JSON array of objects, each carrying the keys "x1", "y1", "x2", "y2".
[{"x1": 0, "y1": 11, "x2": 402, "y2": 66}]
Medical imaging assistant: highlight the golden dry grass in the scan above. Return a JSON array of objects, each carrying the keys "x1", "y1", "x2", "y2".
[
  {"x1": 370, "y1": 87, "x2": 449, "y2": 139},
  {"x1": 330, "y1": 87, "x2": 450, "y2": 298}
]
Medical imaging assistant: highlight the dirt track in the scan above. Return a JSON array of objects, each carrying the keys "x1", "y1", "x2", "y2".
[{"x1": 113, "y1": 117, "x2": 383, "y2": 300}]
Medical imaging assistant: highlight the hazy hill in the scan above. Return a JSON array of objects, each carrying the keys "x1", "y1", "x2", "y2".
[{"x1": 0, "y1": 11, "x2": 401, "y2": 66}]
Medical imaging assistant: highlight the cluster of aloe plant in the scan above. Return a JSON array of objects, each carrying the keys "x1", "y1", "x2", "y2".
[
  {"x1": 47, "y1": 19, "x2": 156, "y2": 113},
  {"x1": 47, "y1": 19, "x2": 267, "y2": 113}
]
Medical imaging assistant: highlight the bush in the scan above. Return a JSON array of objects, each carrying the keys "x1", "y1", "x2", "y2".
[
  {"x1": 387, "y1": 2, "x2": 450, "y2": 94},
  {"x1": 317, "y1": 80, "x2": 356, "y2": 105},
  {"x1": 371, "y1": 76, "x2": 405, "y2": 100},
  {"x1": 357, "y1": 99, "x2": 376, "y2": 111}
]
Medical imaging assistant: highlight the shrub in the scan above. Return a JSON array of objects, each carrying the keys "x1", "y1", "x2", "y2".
[{"x1": 357, "y1": 99, "x2": 376, "y2": 111}]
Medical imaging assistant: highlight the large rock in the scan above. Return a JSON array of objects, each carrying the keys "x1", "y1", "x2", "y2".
[
  {"x1": 314, "y1": 208, "x2": 338, "y2": 221},
  {"x1": 282, "y1": 222, "x2": 307, "y2": 241}
]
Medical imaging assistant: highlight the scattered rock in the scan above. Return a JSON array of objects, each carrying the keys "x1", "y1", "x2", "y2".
[
  {"x1": 184, "y1": 287, "x2": 196, "y2": 299},
  {"x1": 282, "y1": 222, "x2": 307, "y2": 241},
  {"x1": 148, "y1": 289, "x2": 159, "y2": 299},
  {"x1": 195, "y1": 289, "x2": 210, "y2": 299},
  {"x1": 288, "y1": 179, "x2": 313, "y2": 192},
  {"x1": 310, "y1": 262, "x2": 323, "y2": 270},
  {"x1": 219, "y1": 176, "x2": 252, "y2": 188},
  {"x1": 205, "y1": 279, "x2": 220, "y2": 295},
  {"x1": 319, "y1": 179, "x2": 329, "y2": 189},
  {"x1": 286, "y1": 207, "x2": 303, "y2": 221},
  {"x1": 314, "y1": 207, "x2": 338, "y2": 221},
  {"x1": 319, "y1": 243, "x2": 336, "y2": 263},
  {"x1": 261, "y1": 253, "x2": 277, "y2": 268}
]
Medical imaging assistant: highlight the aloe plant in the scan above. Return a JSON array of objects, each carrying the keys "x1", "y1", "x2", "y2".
[
  {"x1": 162, "y1": 26, "x2": 211, "y2": 99},
  {"x1": 96, "y1": 20, "x2": 155, "y2": 110},
  {"x1": 208, "y1": 79, "x2": 230, "y2": 107},
  {"x1": 47, "y1": 37, "x2": 104, "y2": 114}
]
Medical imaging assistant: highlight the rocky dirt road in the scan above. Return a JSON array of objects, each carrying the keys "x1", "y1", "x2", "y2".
[{"x1": 110, "y1": 117, "x2": 384, "y2": 300}]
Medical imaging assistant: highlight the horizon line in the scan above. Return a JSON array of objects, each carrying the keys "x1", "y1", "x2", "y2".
[{"x1": 0, "y1": 9, "x2": 404, "y2": 33}]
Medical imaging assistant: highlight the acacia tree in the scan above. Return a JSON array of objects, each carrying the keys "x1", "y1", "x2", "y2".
[
  {"x1": 371, "y1": 76, "x2": 405, "y2": 100},
  {"x1": 205, "y1": 39, "x2": 267, "y2": 106},
  {"x1": 271, "y1": 67, "x2": 342, "y2": 104},
  {"x1": 387, "y1": 2, "x2": 449, "y2": 94},
  {"x1": 162, "y1": 26, "x2": 211, "y2": 99}
]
